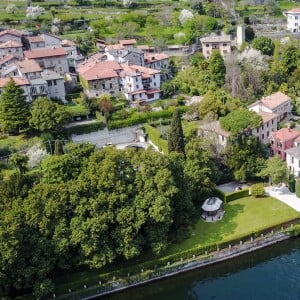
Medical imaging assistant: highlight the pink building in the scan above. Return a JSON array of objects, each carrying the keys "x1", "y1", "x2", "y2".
[{"x1": 270, "y1": 127, "x2": 300, "y2": 160}]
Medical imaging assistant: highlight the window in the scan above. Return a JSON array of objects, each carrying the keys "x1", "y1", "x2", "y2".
[
  {"x1": 102, "y1": 84, "x2": 105, "y2": 89},
  {"x1": 262, "y1": 133, "x2": 264, "y2": 140},
  {"x1": 110, "y1": 83, "x2": 112, "y2": 89},
  {"x1": 136, "y1": 85, "x2": 139, "y2": 89},
  {"x1": 296, "y1": 16, "x2": 298, "y2": 20},
  {"x1": 48, "y1": 81, "x2": 52, "y2": 87},
  {"x1": 206, "y1": 44, "x2": 209, "y2": 47},
  {"x1": 94, "y1": 84, "x2": 97, "y2": 89},
  {"x1": 267, "y1": 131, "x2": 269, "y2": 137},
  {"x1": 53, "y1": 80, "x2": 57, "y2": 86},
  {"x1": 299, "y1": 160, "x2": 300, "y2": 167},
  {"x1": 223, "y1": 43, "x2": 227, "y2": 46}
]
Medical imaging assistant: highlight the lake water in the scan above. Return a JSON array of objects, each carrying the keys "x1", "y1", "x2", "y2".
[{"x1": 103, "y1": 238, "x2": 300, "y2": 300}]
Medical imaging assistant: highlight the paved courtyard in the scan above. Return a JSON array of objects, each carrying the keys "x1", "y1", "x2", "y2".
[
  {"x1": 265, "y1": 185, "x2": 300, "y2": 212},
  {"x1": 217, "y1": 182, "x2": 249, "y2": 193}
]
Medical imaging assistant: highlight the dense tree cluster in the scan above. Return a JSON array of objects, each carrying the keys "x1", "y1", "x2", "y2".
[{"x1": 0, "y1": 140, "x2": 216, "y2": 298}]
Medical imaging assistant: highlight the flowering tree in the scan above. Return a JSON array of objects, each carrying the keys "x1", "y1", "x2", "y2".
[
  {"x1": 179, "y1": 9, "x2": 194, "y2": 25},
  {"x1": 26, "y1": 6, "x2": 45, "y2": 20}
]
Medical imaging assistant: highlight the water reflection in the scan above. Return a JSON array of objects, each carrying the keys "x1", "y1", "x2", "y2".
[{"x1": 102, "y1": 238, "x2": 300, "y2": 300}]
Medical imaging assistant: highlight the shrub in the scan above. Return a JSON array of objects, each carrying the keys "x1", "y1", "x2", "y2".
[
  {"x1": 66, "y1": 121, "x2": 105, "y2": 136},
  {"x1": 289, "y1": 174, "x2": 296, "y2": 193},
  {"x1": 224, "y1": 189, "x2": 249, "y2": 202},
  {"x1": 296, "y1": 180, "x2": 300, "y2": 198},
  {"x1": 250, "y1": 183, "x2": 265, "y2": 198}
]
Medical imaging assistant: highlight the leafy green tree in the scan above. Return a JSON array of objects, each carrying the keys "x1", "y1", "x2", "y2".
[
  {"x1": 168, "y1": 109, "x2": 185, "y2": 155},
  {"x1": 29, "y1": 97, "x2": 71, "y2": 132},
  {"x1": 282, "y1": 43, "x2": 300, "y2": 73},
  {"x1": 198, "y1": 90, "x2": 225, "y2": 118},
  {"x1": 184, "y1": 138, "x2": 216, "y2": 202},
  {"x1": 168, "y1": 152, "x2": 195, "y2": 240},
  {"x1": 208, "y1": 51, "x2": 226, "y2": 87},
  {"x1": 9, "y1": 153, "x2": 29, "y2": 175},
  {"x1": 224, "y1": 135, "x2": 267, "y2": 181},
  {"x1": 257, "y1": 156, "x2": 287, "y2": 185},
  {"x1": 0, "y1": 78, "x2": 30, "y2": 134},
  {"x1": 219, "y1": 108, "x2": 262, "y2": 135},
  {"x1": 250, "y1": 183, "x2": 265, "y2": 197},
  {"x1": 252, "y1": 36, "x2": 275, "y2": 56}
]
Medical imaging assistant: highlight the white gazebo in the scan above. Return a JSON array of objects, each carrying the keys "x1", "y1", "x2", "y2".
[{"x1": 201, "y1": 197, "x2": 224, "y2": 222}]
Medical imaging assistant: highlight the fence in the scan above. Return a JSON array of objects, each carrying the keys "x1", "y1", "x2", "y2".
[{"x1": 52, "y1": 218, "x2": 300, "y2": 300}]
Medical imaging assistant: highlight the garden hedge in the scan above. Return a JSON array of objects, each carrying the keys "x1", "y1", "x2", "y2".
[
  {"x1": 66, "y1": 121, "x2": 105, "y2": 136},
  {"x1": 214, "y1": 188, "x2": 249, "y2": 202}
]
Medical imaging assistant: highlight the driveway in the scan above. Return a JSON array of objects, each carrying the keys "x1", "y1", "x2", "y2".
[{"x1": 265, "y1": 185, "x2": 300, "y2": 212}]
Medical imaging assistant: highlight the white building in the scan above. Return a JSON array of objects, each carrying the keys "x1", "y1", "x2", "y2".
[
  {"x1": 0, "y1": 40, "x2": 23, "y2": 59},
  {"x1": 41, "y1": 70, "x2": 66, "y2": 102},
  {"x1": 284, "y1": 8, "x2": 300, "y2": 32},
  {"x1": 120, "y1": 63, "x2": 161, "y2": 104},
  {"x1": 286, "y1": 145, "x2": 300, "y2": 178},
  {"x1": 248, "y1": 92, "x2": 291, "y2": 121},
  {"x1": 251, "y1": 112, "x2": 279, "y2": 144},
  {"x1": 200, "y1": 34, "x2": 232, "y2": 59}
]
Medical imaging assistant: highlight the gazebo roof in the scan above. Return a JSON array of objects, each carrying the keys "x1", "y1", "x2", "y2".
[{"x1": 201, "y1": 197, "x2": 223, "y2": 212}]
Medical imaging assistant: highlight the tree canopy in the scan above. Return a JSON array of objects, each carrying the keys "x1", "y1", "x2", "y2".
[
  {"x1": 252, "y1": 36, "x2": 275, "y2": 56},
  {"x1": 0, "y1": 78, "x2": 30, "y2": 134},
  {"x1": 168, "y1": 109, "x2": 185, "y2": 155}
]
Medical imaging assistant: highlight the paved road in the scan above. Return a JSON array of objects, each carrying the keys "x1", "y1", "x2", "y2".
[
  {"x1": 265, "y1": 185, "x2": 300, "y2": 212},
  {"x1": 71, "y1": 125, "x2": 143, "y2": 148}
]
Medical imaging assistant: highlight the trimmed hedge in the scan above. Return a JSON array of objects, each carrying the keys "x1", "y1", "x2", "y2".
[
  {"x1": 108, "y1": 107, "x2": 188, "y2": 130},
  {"x1": 289, "y1": 174, "x2": 296, "y2": 193},
  {"x1": 250, "y1": 183, "x2": 265, "y2": 198},
  {"x1": 296, "y1": 180, "x2": 300, "y2": 198},
  {"x1": 66, "y1": 121, "x2": 105, "y2": 136},
  {"x1": 214, "y1": 188, "x2": 249, "y2": 203}
]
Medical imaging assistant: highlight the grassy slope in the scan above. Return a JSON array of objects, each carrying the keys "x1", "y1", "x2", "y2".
[{"x1": 53, "y1": 196, "x2": 299, "y2": 294}]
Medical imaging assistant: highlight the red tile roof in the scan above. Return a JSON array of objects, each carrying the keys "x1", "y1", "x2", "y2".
[
  {"x1": 257, "y1": 112, "x2": 278, "y2": 123},
  {"x1": 249, "y1": 92, "x2": 291, "y2": 111},
  {"x1": 77, "y1": 60, "x2": 122, "y2": 81},
  {"x1": 17, "y1": 60, "x2": 42, "y2": 73},
  {"x1": 0, "y1": 54, "x2": 18, "y2": 65},
  {"x1": 270, "y1": 128, "x2": 300, "y2": 142},
  {"x1": 24, "y1": 47, "x2": 67, "y2": 59},
  {"x1": 0, "y1": 30, "x2": 22, "y2": 38},
  {"x1": 27, "y1": 35, "x2": 44, "y2": 43},
  {"x1": 0, "y1": 77, "x2": 29, "y2": 88},
  {"x1": 119, "y1": 39, "x2": 136, "y2": 46},
  {"x1": 287, "y1": 8, "x2": 300, "y2": 13},
  {"x1": 121, "y1": 64, "x2": 160, "y2": 76},
  {"x1": 144, "y1": 52, "x2": 169, "y2": 63},
  {"x1": 0, "y1": 40, "x2": 22, "y2": 48}
]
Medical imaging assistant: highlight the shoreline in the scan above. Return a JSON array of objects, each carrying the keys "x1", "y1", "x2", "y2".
[{"x1": 81, "y1": 232, "x2": 291, "y2": 300}]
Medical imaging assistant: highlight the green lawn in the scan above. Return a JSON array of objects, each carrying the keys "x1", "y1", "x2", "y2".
[
  {"x1": 53, "y1": 196, "x2": 299, "y2": 296},
  {"x1": 164, "y1": 196, "x2": 299, "y2": 255},
  {"x1": 0, "y1": 134, "x2": 41, "y2": 153}
]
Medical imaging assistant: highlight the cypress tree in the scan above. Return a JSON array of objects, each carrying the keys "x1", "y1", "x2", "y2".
[
  {"x1": 0, "y1": 78, "x2": 30, "y2": 134},
  {"x1": 168, "y1": 108, "x2": 185, "y2": 155}
]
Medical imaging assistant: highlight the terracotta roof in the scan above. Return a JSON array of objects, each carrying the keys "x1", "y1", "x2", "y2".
[
  {"x1": 144, "y1": 52, "x2": 169, "y2": 63},
  {"x1": 61, "y1": 39, "x2": 76, "y2": 47},
  {"x1": 270, "y1": 127, "x2": 300, "y2": 142},
  {"x1": 0, "y1": 40, "x2": 22, "y2": 48},
  {"x1": 0, "y1": 77, "x2": 29, "y2": 88},
  {"x1": 200, "y1": 34, "x2": 231, "y2": 43},
  {"x1": 27, "y1": 35, "x2": 44, "y2": 43},
  {"x1": 257, "y1": 112, "x2": 278, "y2": 123},
  {"x1": 200, "y1": 121, "x2": 231, "y2": 137},
  {"x1": 106, "y1": 44, "x2": 124, "y2": 50},
  {"x1": 0, "y1": 54, "x2": 17, "y2": 65},
  {"x1": 41, "y1": 33, "x2": 62, "y2": 41},
  {"x1": 16, "y1": 60, "x2": 42, "y2": 73},
  {"x1": 24, "y1": 47, "x2": 67, "y2": 59},
  {"x1": 249, "y1": 92, "x2": 291, "y2": 110},
  {"x1": 0, "y1": 30, "x2": 22, "y2": 38},
  {"x1": 287, "y1": 8, "x2": 300, "y2": 13},
  {"x1": 121, "y1": 64, "x2": 160, "y2": 76},
  {"x1": 77, "y1": 60, "x2": 122, "y2": 81},
  {"x1": 119, "y1": 39, "x2": 137, "y2": 45}
]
